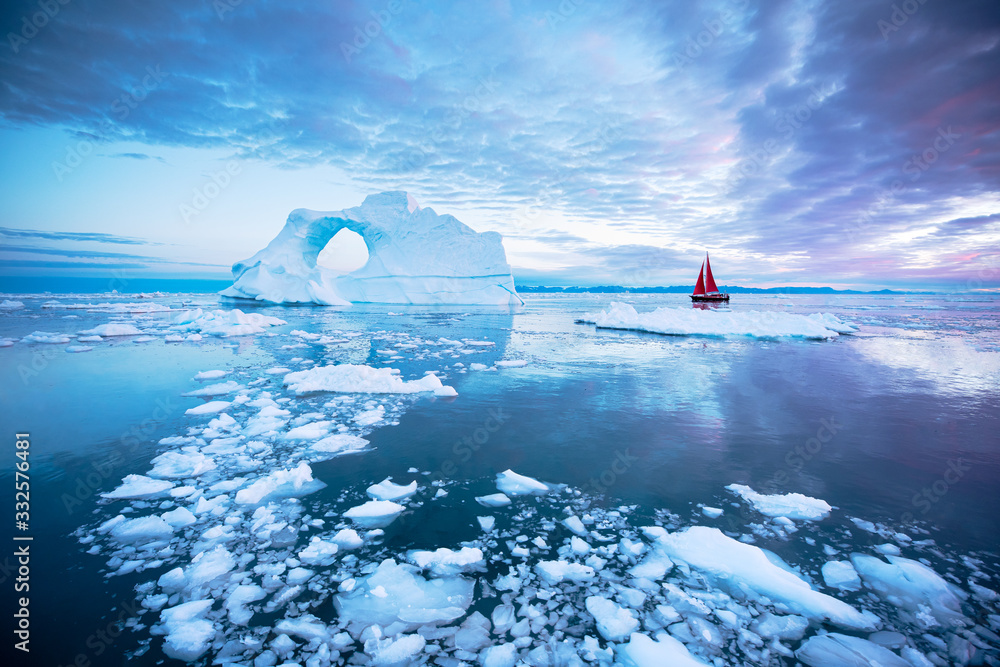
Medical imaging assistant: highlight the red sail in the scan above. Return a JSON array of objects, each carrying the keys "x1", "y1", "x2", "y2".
[
  {"x1": 693, "y1": 261, "x2": 706, "y2": 295},
  {"x1": 704, "y1": 254, "x2": 720, "y2": 294}
]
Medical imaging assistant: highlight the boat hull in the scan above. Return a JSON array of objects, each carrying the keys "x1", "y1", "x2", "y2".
[{"x1": 690, "y1": 293, "x2": 730, "y2": 302}]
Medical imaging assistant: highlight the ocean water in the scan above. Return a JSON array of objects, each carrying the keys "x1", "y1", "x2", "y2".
[{"x1": 0, "y1": 291, "x2": 998, "y2": 665}]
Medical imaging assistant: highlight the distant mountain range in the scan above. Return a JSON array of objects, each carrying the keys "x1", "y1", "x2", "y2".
[{"x1": 515, "y1": 284, "x2": 935, "y2": 295}]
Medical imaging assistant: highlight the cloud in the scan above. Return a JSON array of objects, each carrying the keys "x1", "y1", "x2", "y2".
[
  {"x1": 0, "y1": 227, "x2": 164, "y2": 245},
  {"x1": 0, "y1": 0, "x2": 997, "y2": 287},
  {"x1": 109, "y1": 151, "x2": 167, "y2": 163},
  {"x1": 0, "y1": 244, "x2": 227, "y2": 269}
]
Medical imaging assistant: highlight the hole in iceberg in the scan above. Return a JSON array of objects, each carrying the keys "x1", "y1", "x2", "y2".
[{"x1": 317, "y1": 228, "x2": 369, "y2": 275}]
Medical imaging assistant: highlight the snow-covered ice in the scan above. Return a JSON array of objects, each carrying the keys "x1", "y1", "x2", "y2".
[
  {"x1": 649, "y1": 526, "x2": 876, "y2": 630},
  {"x1": 495, "y1": 469, "x2": 555, "y2": 496},
  {"x1": 726, "y1": 483, "x2": 833, "y2": 520},
  {"x1": 343, "y1": 500, "x2": 405, "y2": 528},
  {"x1": 580, "y1": 301, "x2": 858, "y2": 339},
  {"x1": 284, "y1": 363, "x2": 456, "y2": 395},
  {"x1": 78, "y1": 322, "x2": 144, "y2": 336},
  {"x1": 367, "y1": 478, "x2": 418, "y2": 501}
]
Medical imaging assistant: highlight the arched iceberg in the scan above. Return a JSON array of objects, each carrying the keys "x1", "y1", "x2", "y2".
[{"x1": 220, "y1": 191, "x2": 522, "y2": 305}]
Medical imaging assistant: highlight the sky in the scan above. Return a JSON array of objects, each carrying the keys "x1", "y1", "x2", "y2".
[{"x1": 0, "y1": 0, "x2": 998, "y2": 291}]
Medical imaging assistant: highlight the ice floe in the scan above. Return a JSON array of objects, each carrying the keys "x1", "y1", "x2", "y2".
[
  {"x1": 726, "y1": 483, "x2": 833, "y2": 521},
  {"x1": 284, "y1": 363, "x2": 455, "y2": 395},
  {"x1": 579, "y1": 301, "x2": 858, "y2": 339}
]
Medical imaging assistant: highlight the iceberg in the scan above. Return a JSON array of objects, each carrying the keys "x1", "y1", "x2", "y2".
[
  {"x1": 221, "y1": 191, "x2": 522, "y2": 305},
  {"x1": 579, "y1": 302, "x2": 857, "y2": 339}
]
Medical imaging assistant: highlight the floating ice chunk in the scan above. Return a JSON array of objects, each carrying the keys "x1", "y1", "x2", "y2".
[
  {"x1": 366, "y1": 633, "x2": 427, "y2": 665},
  {"x1": 0, "y1": 299, "x2": 24, "y2": 309},
  {"x1": 225, "y1": 584, "x2": 266, "y2": 626},
  {"x1": 796, "y1": 633, "x2": 911, "y2": 667},
  {"x1": 170, "y1": 308, "x2": 286, "y2": 336},
  {"x1": 101, "y1": 474, "x2": 174, "y2": 499},
  {"x1": 182, "y1": 380, "x2": 243, "y2": 397},
  {"x1": 344, "y1": 500, "x2": 405, "y2": 528},
  {"x1": 726, "y1": 484, "x2": 832, "y2": 521},
  {"x1": 244, "y1": 406, "x2": 290, "y2": 437},
  {"x1": 354, "y1": 405, "x2": 385, "y2": 425},
  {"x1": 149, "y1": 450, "x2": 216, "y2": 479},
  {"x1": 194, "y1": 370, "x2": 227, "y2": 380},
  {"x1": 77, "y1": 335, "x2": 102, "y2": 342},
  {"x1": 751, "y1": 612, "x2": 809, "y2": 640},
  {"x1": 159, "y1": 600, "x2": 216, "y2": 661},
  {"x1": 562, "y1": 515, "x2": 587, "y2": 536},
  {"x1": 536, "y1": 560, "x2": 595, "y2": 585},
  {"x1": 284, "y1": 363, "x2": 455, "y2": 395},
  {"x1": 616, "y1": 632, "x2": 711, "y2": 667},
  {"x1": 628, "y1": 552, "x2": 673, "y2": 580},
  {"x1": 21, "y1": 331, "x2": 72, "y2": 344},
  {"x1": 478, "y1": 516, "x2": 496, "y2": 532},
  {"x1": 79, "y1": 322, "x2": 143, "y2": 336},
  {"x1": 495, "y1": 359, "x2": 528, "y2": 367},
  {"x1": 475, "y1": 493, "x2": 511, "y2": 507},
  {"x1": 161, "y1": 506, "x2": 197, "y2": 528},
  {"x1": 850, "y1": 517, "x2": 878, "y2": 533},
  {"x1": 651, "y1": 526, "x2": 876, "y2": 630},
  {"x1": 309, "y1": 433, "x2": 368, "y2": 458},
  {"x1": 185, "y1": 401, "x2": 232, "y2": 415},
  {"x1": 585, "y1": 595, "x2": 639, "y2": 641},
  {"x1": 110, "y1": 515, "x2": 174, "y2": 543},
  {"x1": 580, "y1": 302, "x2": 857, "y2": 339},
  {"x1": 571, "y1": 536, "x2": 591, "y2": 555},
  {"x1": 235, "y1": 462, "x2": 325, "y2": 505},
  {"x1": 65, "y1": 345, "x2": 92, "y2": 353},
  {"x1": 184, "y1": 545, "x2": 236, "y2": 591},
  {"x1": 701, "y1": 506, "x2": 724, "y2": 518},
  {"x1": 478, "y1": 643, "x2": 519, "y2": 667},
  {"x1": 334, "y1": 558, "x2": 474, "y2": 627},
  {"x1": 874, "y1": 543, "x2": 901, "y2": 556},
  {"x1": 822, "y1": 560, "x2": 862, "y2": 591},
  {"x1": 298, "y1": 536, "x2": 340, "y2": 566},
  {"x1": 281, "y1": 420, "x2": 332, "y2": 440},
  {"x1": 330, "y1": 528, "x2": 364, "y2": 549},
  {"x1": 407, "y1": 547, "x2": 484, "y2": 576},
  {"x1": 367, "y1": 478, "x2": 418, "y2": 501},
  {"x1": 274, "y1": 613, "x2": 329, "y2": 642},
  {"x1": 850, "y1": 554, "x2": 967, "y2": 628},
  {"x1": 496, "y1": 469, "x2": 554, "y2": 496}
]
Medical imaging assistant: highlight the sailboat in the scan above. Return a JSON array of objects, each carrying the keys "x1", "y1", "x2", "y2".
[{"x1": 691, "y1": 253, "x2": 730, "y2": 302}]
